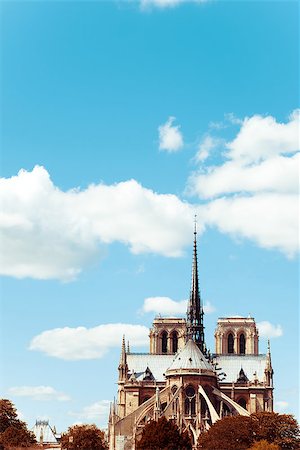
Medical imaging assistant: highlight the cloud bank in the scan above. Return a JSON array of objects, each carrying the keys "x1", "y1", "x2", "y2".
[
  {"x1": 29, "y1": 323, "x2": 149, "y2": 360},
  {"x1": 0, "y1": 167, "x2": 194, "y2": 280},
  {"x1": 188, "y1": 110, "x2": 299, "y2": 258},
  {"x1": 1, "y1": 111, "x2": 298, "y2": 281}
]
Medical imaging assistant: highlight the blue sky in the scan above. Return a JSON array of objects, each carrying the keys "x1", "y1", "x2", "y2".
[{"x1": 0, "y1": 0, "x2": 299, "y2": 432}]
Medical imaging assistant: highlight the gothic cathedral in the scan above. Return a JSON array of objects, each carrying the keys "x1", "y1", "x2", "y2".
[{"x1": 108, "y1": 228, "x2": 274, "y2": 450}]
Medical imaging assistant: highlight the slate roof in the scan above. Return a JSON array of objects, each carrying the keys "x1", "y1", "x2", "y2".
[
  {"x1": 214, "y1": 354, "x2": 267, "y2": 383},
  {"x1": 167, "y1": 339, "x2": 213, "y2": 373},
  {"x1": 32, "y1": 421, "x2": 58, "y2": 444},
  {"x1": 127, "y1": 354, "x2": 174, "y2": 381}
]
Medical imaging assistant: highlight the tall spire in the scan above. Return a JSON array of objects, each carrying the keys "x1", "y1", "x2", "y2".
[
  {"x1": 186, "y1": 216, "x2": 206, "y2": 353},
  {"x1": 118, "y1": 335, "x2": 127, "y2": 381}
]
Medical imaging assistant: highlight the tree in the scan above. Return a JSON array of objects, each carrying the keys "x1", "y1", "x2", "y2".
[
  {"x1": 249, "y1": 440, "x2": 279, "y2": 450},
  {"x1": 0, "y1": 425, "x2": 36, "y2": 448},
  {"x1": 197, "y1": 412, "x2": 300, "y2": 450},
  {"x1": 0, "y1": 399, "x2": 21, "y2": 433},
  {"x1": 197, "y1": 415, "x2": 253, "y2": 450},
  {"x1": 61, "y1": 424, "x2": 107, "y2": 450},
  {"x1": 251, "y1": 412, "x2": 300, "y2": 449},
  {"x1": 0, "y1": 399, "x2": 36, "y2": 448},
  {"x1": 136, "y1": 416, "x2": 192, "y2": 450}
]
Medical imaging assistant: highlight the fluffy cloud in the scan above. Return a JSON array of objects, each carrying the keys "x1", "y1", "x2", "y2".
[
  {"x1": 140, "y1": 0, "x2": 205, "y2": 10},
  {"x1": 69, "y1": 400, "x2": 110, "y2": 427},
  {"x1": 8, "y1": 386, "x2": 70, "y2": 401},
  {"x1": 158, "y1": 116, "x2": 184, "y2": 152},
  {"x1": 0, "y1": 166, "x2": 195, "y2": 280},
  {"x1": 257, "y1": 321, "x2": 283, "y2": 338},
  {"x1": 227, "y1": 110, "x2": 299, "y2": 163},
  {"x1": 188, "y1": 110, "x2": 299, "y2": 257},
  {"x1": 191, "y1": 153, "x2": 299, "y2": 199},
  {"x1": 142, "y1": 296, "x2": 215, "y2": 316},
  {"x1": 201, "y1": 193, "x2": 298, "y2": 257},
  {"x1": 29, "y1": 323, "x2": 149, "y2": 360}
]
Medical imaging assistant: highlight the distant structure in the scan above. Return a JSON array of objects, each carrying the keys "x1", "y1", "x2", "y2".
[
  {"x1": 108, "y1": 226, "x2": 274, "y2": 450},
  {"x1": 32, "y1": 420, "x2": 61, "y2": 449}
]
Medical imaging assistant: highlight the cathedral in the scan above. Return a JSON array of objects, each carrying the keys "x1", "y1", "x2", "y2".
[{"x1": 108, "y1": 228, "x2": 274, "y2": 450}]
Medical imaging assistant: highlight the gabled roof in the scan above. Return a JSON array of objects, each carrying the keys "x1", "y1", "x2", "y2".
[
  {"x1": 214, "y1": 354, "x2": 267, "y2": 383},
  {"x1": 32, "y1": 420, "x2": 58, "y2": 444},
  {"x1": 127, "y1": 354, "x2": 174, "y2": 382},
  {"x1": 166, "y1": 339, "x2": 213, "y2": 374}
]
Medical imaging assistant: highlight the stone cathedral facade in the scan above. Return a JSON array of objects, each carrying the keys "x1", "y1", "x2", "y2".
[{"x1": 108, "y1": 230, "x2": 274, "y2": 450}]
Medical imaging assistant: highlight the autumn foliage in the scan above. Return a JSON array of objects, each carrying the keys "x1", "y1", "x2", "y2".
[
  {"x1": 197, "y1": 412, "x2": 300, "y2": 450},
  {"x1": 136, "y1": 416, "x2": 192, "y2": 450},
  {"x1": 61, "y1": 424, "x2": 107, "y2": 450},
  {"x1": 0, "y1": 399, "x2": 37, "y2": 449}
]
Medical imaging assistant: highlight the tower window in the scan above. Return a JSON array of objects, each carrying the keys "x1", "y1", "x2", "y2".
[
  {"x1": 228, "y1": 333, "x2": 234, "y2": 353},
  {"x1": 171, "y1": 331, "x2": 178, "y2": 353},
  {"x1": 161, "y1": 331, "x2": 168, "y2": 353},
  {"x1": 239, "y1": 333, "x2": 246, "y2": 354}
]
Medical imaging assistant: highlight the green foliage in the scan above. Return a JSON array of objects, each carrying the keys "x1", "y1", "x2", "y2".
[
  {"x1": 0, "y1": 399, "x2": 37, "y2": 449},
  {"x1": 61, "y1": 424, "x2": 107, "y2": 450},
  {"x1": 197, "y1": 412, "x2": 300, "y2": 450},
  {"x1": 136, "y1": 416, "x2": 192, "y2": 450}
]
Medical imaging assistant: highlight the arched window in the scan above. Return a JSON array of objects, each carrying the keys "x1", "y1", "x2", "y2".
[
  {"x1": 228, "y1": 333, "x2": 234, "y2": 353},
  {"x1": 185, "y1": 386, "x2": 196, "y2": 416},
  {"x1": 171, "y1": 331, "x2": 178, "y2": 354},
  {"x1": 141, "y1": 396, "x2": 151, "y2": 404},
  {"x1": 239, "y1": 333, "x2": 246, "y2": 354},
  {"x1": 161, "y1": 331, "x2": 168, "y2": 353},
  {"x1": 238, "y1": 398, "x2": 247, "y2": 410}
]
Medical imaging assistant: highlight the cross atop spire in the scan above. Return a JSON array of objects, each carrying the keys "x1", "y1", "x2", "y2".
[{"x1": 186, "y1": 218, "x2": 206, "y2": 354}]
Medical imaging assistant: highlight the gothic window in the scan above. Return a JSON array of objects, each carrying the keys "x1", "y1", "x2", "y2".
[
  {"x1": 171, "y1": 385, "x2": 178, "y2": 395},
  {"x1": 228, "y1": 333, "x2": 234, "y2": 353},
  {"x1": 239, "y1": 333, "x2": 246, "y2": 354},
  {"x1": 184, "y1": 386, "x2": 196, "y2": 416},
  {"x1": 238, "y1": 398, "x2": 247, "y2": 410},
  {"x1": 171, "y1": 331, "x2": 178, "y2": 354},
  {"x1": 141, "y1": 396, "x2": 151, "y2": 404},
  {"x1": 161, "y1": 331, "x2": 168, "y2": 353}
]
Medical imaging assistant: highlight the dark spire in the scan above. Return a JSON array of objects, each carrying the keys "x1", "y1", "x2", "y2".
[{"x1": 186, "y1": 216, "x2": 206, "y2": 354}]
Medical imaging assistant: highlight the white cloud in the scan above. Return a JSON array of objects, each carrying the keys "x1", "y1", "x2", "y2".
[
  {"x1": 8, "y1": 386, "x2": 70, "y2": 402},
  {"x1": 201, "y1": 193, "x2": 298, "y2": 257},
  {"x1": 188, "y1": 110, "x2": 300, "y2": 258},
  {"x1": 227, "y1": 110, "x2": 299, "y2": 163},
  {"x1": 158, "y1": 116, "x2": 184, "y2": 152},
  {"x1": 0, "y1": 166, "x2": 196, "y2": 281},
  {"x1": 191, "y1": 153, "x2": 299, "y2": 199},
  {"x1": 29, "y1": 323, "x2": 149, "y2": 360},
  {"x1": 142, "y1": 296, "x2": 215, "y2": 316},
  {"x1": 140, "y1": 0, "x2": 205, "y2": 10},
  {"x1": 257, "y1": 321, "x2": 283, "y2": 338},
  {"x1": 195, "y1": 136, "x2": 220, "y2": 163},
  {"x1": 69, "y1": 401, "x2": 110, "y2": 428},
  {"x1": 275, "y1": 401, "x2": 289, "y2": 413}
]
